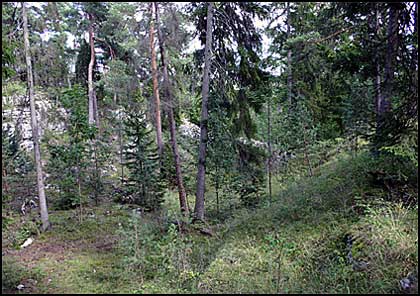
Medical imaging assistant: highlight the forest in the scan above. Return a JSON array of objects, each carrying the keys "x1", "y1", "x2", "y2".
[{"x1": 2, "y1": 1, "x2": 418, "y2": 294}]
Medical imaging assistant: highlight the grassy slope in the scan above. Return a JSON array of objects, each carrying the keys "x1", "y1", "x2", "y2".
[
  {"x1": 196, "y1": 152, "x2": 418, "y2": 294},
  {"x1": 2, "y1": 151, "x2": 418, "y2": 294}
]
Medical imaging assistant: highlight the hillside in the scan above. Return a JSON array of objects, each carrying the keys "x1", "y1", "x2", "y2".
[{"x1": 3, "y1": 149, "x2": 417, "y2": 294}]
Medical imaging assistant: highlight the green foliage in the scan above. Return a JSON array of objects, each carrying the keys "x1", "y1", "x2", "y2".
[
  {"x1": 2, "y1": 124, "x2": 34, "y2": 176},
  {"x1": 74, "y1": 39, "x2": 99, "y2": 87},
  {"x1": 121, "y1": 108, "x2": 165, "y2": 211},
  {"x1": 100, "y1": 59, "x2": 131, "y2": 98},
  {"x1": 1, "y1": 2, "x2": 417, "y2": 294},
  {"x1": 207, "y1": 95, "x2": 237, "y2": 212},
  {"x1": 2, "y1": 257, "x2": 43, "y2": 293},
  {"x1": 11, "y1": 220, "x2": 40, "y2": 249},
  {"x1": 2, "y1": 120, "x2": 35, "y2": 206},
  {"x1": 1, "y1": 36, "x2": 16, "y2": 80},
  {"x1": 233, "y1": 140, "x2": 267, "y2": 207},
  {"x1": 1, "y1": 2, "x2": 18, "y2": 80},
  {"x1": 197, "y1": 150, "x2": 417, "y2": 294},
  {"x1": 118, "y1": 210, "x2": 215, "y2": 293},
  {"x1": 159, "y1": 142, "x2": 177, "y2": 189},
  {"x1": 46, "y1": 85, "x2": 94, "y2": 209},
  {"x1": 2, "y1": 147, "x2": 416, "y2": 294},
  {"x1": 379, "y1": 126, "x2": 418, "y2": 168}
]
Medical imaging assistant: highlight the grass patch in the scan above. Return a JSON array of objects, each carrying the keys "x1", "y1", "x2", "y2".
[
  {"x1": 195, "y1": 151, "x2": 418, "y2": 294},
  {"x1": 2, "y1": 257, "x2": 45, "y2": 293}
]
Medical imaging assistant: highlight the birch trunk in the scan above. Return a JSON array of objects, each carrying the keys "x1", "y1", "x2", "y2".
[
  {"x1": 88, "y1": 13, "x2": 96, "y2": 126},
  {"x1": 22, "y1": 2, "x2": 50, "y2": 231}
]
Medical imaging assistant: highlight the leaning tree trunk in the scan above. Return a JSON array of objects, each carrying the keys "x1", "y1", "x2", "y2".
[
  {"x1": 22, "y1": 2, "x2": 50, "y2": 231},
  {"x1": 193, "y1": 2, "x2": 214, "y2": 222},
  {"x1": 149, "y1": 2, "x2": 164, "y2": 158},
  {"x1": 155, "y1": 2, "x2": 189, "y2": 216}
]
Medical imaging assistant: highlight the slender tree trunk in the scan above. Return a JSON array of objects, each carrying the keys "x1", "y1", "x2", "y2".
[
  {"x1": 114, "y1": 93, "x2": 124, "y2": 185},
  {"x1": 267, "y1": 95, "x2": 272, "y2": 203},
  {"x1": 76, "y1": 154, "x2": 83, "y2": 223},
  {"x1": 93, "y1": 142, "x2": 99, "y2": 205},
  {"x1": 302, "y1": 125, "x2": 313, "y2": 177},
  {"x1": 67, "y1": 75, "x2": 72, "y2": 88},
  {"x1": 93, "y1": 90, "x2": 99, "y2": 129},
  {"x1": 22, "y1": 2, "x2": 50, "y2": 231},
  {"x1": 215, "y1": 169, "x2": 220, "y2": 215},
  {"x1": 149, "y1": 3, "x2": 164, "y2": 159},
  {"x1": 2, "y1": 159, "x2": 8, "y2": 193},
  {"x1": 375, "y1": 4, "x2": 382, "y2": 117},
  {"x1": 119, "y1": 119, "x2": 124, "y2": 184},
  {"x1": 155, "y1": 2, "x2": 189, "y2": 216},
  {"x1": 373, "y1": 4, "x2": 383, "y2": 154},
  {"x1": 86, "y1": 13, "x2": 102, "y2": 204},
  {"x1": 194, "y1": 2, "x2": 214, "y2": 222},
  {"x1": 88, "y1": 13, "x2": 96, "y2": 126},
  {"x1": 411, "y1": 3, "x2": 417, "y2": 86},
  {"x1": 286, "y1": 2, "x2": 293, "y2": 107}
]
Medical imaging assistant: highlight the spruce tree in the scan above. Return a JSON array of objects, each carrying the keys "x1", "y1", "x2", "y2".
[{"x1": 123, "y1": 109, "x2": 165, "y2": 211}]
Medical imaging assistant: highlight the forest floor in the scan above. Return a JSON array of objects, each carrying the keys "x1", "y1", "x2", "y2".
[
  {"x1": 2, "y1": 204, "x2": 138, "y2": 293},
  {"x1": 2, "y1": 151, "x2": 418, "y2": 294}
]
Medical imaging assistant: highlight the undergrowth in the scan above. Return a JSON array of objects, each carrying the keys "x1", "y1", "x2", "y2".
[
  {"x1": 116, "y1": 150, "x2": 417, "y2": 294},
  {"x1": 2, "y1": 147, "x2": 417, "y2": 294}
]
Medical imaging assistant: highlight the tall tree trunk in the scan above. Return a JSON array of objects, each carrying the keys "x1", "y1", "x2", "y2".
[
  {"x1": 411, "y1": 3, "x2": 417, "y2": 82},
  {"x1": 215, "y1": 166, "x2": 220, "y2": 215},
  {"x1": 193, "y1": 2, "x2": 214, "y2": 222},
  {"x1": 86, "y1": 13, "x2": 101, "y2": 203},
  {"x1": 155, "y1": 2, "x2": 189, "y2": 216},
  {"x1": 22, "y1": 2, "x2": 50, "y2": 231},
  {"x1": 375, "y1": 3, "x2": 400, "y2": 149},
  {"x1": 88, "y1": 13, "x2": 96, "y2": 126},
  {"x1": 267, "y1": 94, "x2": 272, "y2": 203},
  {"x1": 375, "y1": 4, "x2": 382, "y2": 117},
  {"x1": 149, "y1": 3, "x2": 164, "y2": 158},
  {"x1": 286, "y1": 2, "x2": 293, "y2": 107},
  {"x1": 119, "y1": 117, "x2": 124, "y2": 184},
  {"x1": 381, "y1": 4, "x2": 399, "y2": 115},
  {"x1": 76, "y1": 153, "x2": 83, "y2": 223}
]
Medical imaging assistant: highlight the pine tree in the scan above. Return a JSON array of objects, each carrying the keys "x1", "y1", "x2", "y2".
[{"x1": 123, "y1": 109, "x2": 165, "y2": 211}]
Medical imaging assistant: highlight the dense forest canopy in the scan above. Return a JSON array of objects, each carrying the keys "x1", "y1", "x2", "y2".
[{"x1": 2, "y1": 2, "x2": 418, "y2": 294}]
